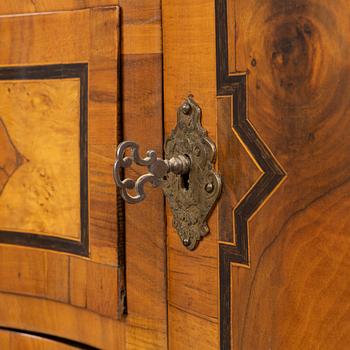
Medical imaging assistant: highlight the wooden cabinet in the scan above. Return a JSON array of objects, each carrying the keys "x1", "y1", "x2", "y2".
[
  {"x1": 0, "y1": 3, "x2": 125, "y2": 349},
  {"x1": 0, "y1": 1, "x2": 166, "y2": 349},
  {"x1": 0, "y1": 1, "x2": 349, "y2": 349}
]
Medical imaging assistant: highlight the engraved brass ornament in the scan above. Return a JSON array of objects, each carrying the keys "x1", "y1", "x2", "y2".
[
  {"x1": 114, "y1": 96, "x2": 222, "y2": 249},
  {"x1": 162, "y1": 96, "x2": 222, "y2": 249}
]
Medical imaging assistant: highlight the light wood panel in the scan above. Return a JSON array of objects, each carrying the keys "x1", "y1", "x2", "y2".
[
  {"x1": 162, "y1": 0, "x2": 219, "y2": 348},
  {"x1": 0, "y1": 79, "x2": 81, "y2": 239}
]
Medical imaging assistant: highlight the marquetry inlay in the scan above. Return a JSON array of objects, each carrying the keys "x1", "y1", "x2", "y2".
[{"x1": 0, "y1": 64, "x2": 88, "y2": 255}]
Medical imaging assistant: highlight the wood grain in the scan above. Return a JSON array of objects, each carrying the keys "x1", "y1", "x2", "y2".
[
  {"x1": 0, "y1": 64, "x2": 89, "y2": 255},
  {"x1": 0, "y1": 1, "x2": 119, "y2": 14},
  {"x1": 0, "y1": 118, "x2": 24, "y2": 196},
  {"x1": 218, "y1": 0, "x2": 350, "y2": 348},
  {"x1": 0, "y1": 329, "x2": 77, "y2": 350},
  {"x1": 168, "y1": 305, "x2": 217, "y2": 350},
  {"x1": 122, "y1": 24, "x2": 162, "y2": 54},
  {"x1": 217, "y1": 96, "x2": 262, "y2": 244},
  {"x1": 162, "y1": 0, "x2": 219, "y2": 348},
  {"x1": 122, "y1": 53, "x2": 167, "y2": 350},
  {"x1": 0, "y1": 79, "x2": 81, "y2": 239},
  {"x1": 0, "y1": 10, "x2": 90, "y2": 66},
  {"x1": 0, "y1": 7, "x2": 125, "y2": 348},
  {"x1": 119, "y1": 0, "x2": 168, "y2": 348},
  {"x1": 69, "y1": 257, "x2": 120, "y2": 318},
  {"x1": 0, "y1": 0, "x2": 168, "y2": 348},
  {"x1": 0, "y1": 1, "x2": 169, "y2": 348},
  {"x1": 119, "y1": 0, "x2": 162, "y2": 55},
  {"x1": 0, "y1": 2, "x2": 169, "y2": 350},
  {"x1": 0, "y1": 246, "x2": 69, "y2": 302},
  {"x1": 0, "y1": 292, "x2": 125, "y2": 349},
  {"x1": 88, "y1": 6, "x2": 120, "y2": 266}
]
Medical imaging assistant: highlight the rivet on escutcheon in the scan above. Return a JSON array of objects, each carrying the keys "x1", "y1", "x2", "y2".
[
  {"x1": 181, "y1": 102, "x2": 191, "y2": 115},
  {"x1": 182, "y1": 238, "x2": 191, "y2": 246},
  {"x1": 205, "y1": 182, "x2": 214, "y2": 193}
]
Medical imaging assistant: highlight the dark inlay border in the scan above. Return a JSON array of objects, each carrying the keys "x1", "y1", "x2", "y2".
[
  {"x1": 215, "y1": 1, "x2": 286, "y2": 348},
  {"x1": 0, "y1": 64, "x2": 89, "y2": 256}
]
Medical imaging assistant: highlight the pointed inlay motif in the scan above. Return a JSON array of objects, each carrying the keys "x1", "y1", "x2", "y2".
[
  {"x1": 215, "y1": 0, "x2": 287, "y2": 348},
  {"x1": 0, "y1": 117, "x2": 25, "y2": 195}
]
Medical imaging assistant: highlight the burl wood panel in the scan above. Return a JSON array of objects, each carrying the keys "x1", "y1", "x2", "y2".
[
  {"x1": 163, "y1": 0, "x2": 219, "y2": 348},
  {"x1": 218, "y1": 0, "x2": 350, "y2": 348},
  {"x1": 0, "y1": 79, "x2": 81, "y2": 239}
]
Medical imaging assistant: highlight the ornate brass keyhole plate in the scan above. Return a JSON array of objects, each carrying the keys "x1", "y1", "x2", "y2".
[
  {"x1": 114, "y1": 96, "x2": 222, "y2": 250},
  {"x1": 162, "y1": 96, "x2": 221, "y2": 249}
]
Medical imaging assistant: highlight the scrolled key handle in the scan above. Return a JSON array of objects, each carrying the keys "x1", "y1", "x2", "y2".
[
  {"x1": 114, "y1": 141, "x2": 190, "y2": 204},
  {"x1": 113, "y1": 97, "x2": 222, "y2": 250}
]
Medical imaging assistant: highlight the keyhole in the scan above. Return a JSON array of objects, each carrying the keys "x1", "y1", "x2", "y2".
[{"x1": 181, "y1": 172, "x2": 190, "y2": 191}]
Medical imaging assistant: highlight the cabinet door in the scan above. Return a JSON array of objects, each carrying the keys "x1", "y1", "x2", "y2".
[
  {"x1": 163, "y1": 1, "x2": 350, "y2": 349},
  {"x1": 0, "y1": 6, "x2": 125, "y2": 348}
]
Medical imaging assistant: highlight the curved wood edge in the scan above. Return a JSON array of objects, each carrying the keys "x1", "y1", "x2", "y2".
[
  {"x1": 0, "y1": 328, "x2": 91, "y2": 350},
  {"x1": 0, "y1": 292, "x2": 125, "y2": 349}
]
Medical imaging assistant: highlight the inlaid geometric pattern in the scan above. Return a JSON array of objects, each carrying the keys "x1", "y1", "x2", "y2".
[
  {"x1": 0, "y1": 79, "x2": 81, "y2": 239},
  {"x1": 0, "y1": 117, "x2": 25, "y2": 196},
  {"x1": 215, "y1": 0, "x2": 287, "y2": 348},
  {"x1": 0, "y1": 64, "x2": 88, "y2": 255}
]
